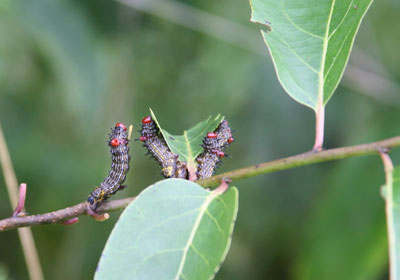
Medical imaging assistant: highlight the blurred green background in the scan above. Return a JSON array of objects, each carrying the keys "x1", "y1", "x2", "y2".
[{"x1": 0, "y1": 0, "x2": 400, "y2": 279}]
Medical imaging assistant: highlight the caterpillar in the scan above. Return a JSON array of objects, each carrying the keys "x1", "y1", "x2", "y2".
[
  {"x1": 140, "y1": 116, "x2": 187, "y2": 179},
  {"x1": 88, "y1": 122, "x2": 131, "y2": 210},
  {"x1": 196, "y1": 120, "x2": 234, "y2": 179}
]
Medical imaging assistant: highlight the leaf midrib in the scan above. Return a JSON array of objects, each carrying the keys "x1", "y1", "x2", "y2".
[
  {"x1": 174, "y1": 190, "x2": 220, "y2": 280},
  {"x1": 183, "y1": 130, "x2": 193, "y2": 163},
  {"x1": 318, "y1": 0, "x2": 336, "y2": 106}
]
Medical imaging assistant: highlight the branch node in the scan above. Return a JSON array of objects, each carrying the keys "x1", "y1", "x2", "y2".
[
  {"x1": 379, "y1": 150, "x2": 394, "y2": 173},
  {"x1": 312, "y1": 146, "x2": 323, "y2": 152},
  {"x1": 379, "y1": 147, "x2": 391, "y2": 154},
  {"x1": 87, "y1": 205, "x2": 110, "y2": 221}
]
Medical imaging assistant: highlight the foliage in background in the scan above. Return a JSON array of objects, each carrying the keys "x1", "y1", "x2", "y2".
[{"x1": 0, "y1": 0, "x2": 400, "y2": 279}]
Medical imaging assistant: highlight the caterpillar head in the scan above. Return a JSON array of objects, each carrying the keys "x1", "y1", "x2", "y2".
[{"x1": 109, "y1": 122, "x2": 129, "y2": 147}]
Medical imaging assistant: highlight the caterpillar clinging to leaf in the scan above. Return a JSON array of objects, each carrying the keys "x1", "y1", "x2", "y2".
[
  {"x1": 140, "y1": 116, "x2": 187, "y2": 179},
  {"x1": 196, "y1": 120, "x2": 234, "y2": 179}
]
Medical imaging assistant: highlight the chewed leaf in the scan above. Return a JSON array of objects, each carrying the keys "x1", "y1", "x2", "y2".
[
  {"x1": 150, "y1": 108, "x2": 223, "y2": 172},
  {"x1": 250, "y1": 0, "x2": 373, "y2": 111},
  {"x1": 95, "y1": 178, "x2": 239, "y2": 280}
]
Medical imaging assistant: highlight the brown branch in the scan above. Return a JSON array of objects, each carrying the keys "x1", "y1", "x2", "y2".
[
  {"x1": 0, "y1": 197, "x2": 134, "y2": 232},
  {"x1": 197, "y1": 135, "x2": 400, "y2": 187},
  {"x1": 2, "y1": 135, "x2": 400, "y2": 231}
]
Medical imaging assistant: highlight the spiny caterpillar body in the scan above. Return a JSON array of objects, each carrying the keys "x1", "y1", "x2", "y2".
[
  {"x1": 140, "y1": 116, "x2": 187, "y2": 179},
  {"x1": 88, "y1": 122, "x2": 131, "y2": 210},
  {"x1": 196, "y1": 120, "x2": 234, "y2": 179}
]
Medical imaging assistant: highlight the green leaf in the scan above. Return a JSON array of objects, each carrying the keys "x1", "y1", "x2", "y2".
[
  {"x1": 150, "y1": 108, "x2": 223, "y2": 170},
  {"x1": 250, "y1": 0, "x2": 373, "y2": 110},
  {"x1": 386, "y1": 166, "x2": 400, "y2": 280},
  {"x1": 95, "y1": 179, "x2": 239, "y2": 280}
]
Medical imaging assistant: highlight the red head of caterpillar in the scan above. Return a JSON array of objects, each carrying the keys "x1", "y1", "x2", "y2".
[
  {"x1": 207, "y1": 132, "x2": 218, "y2": 138},
  {"x1": 115, "y1": 122, "x2": 127, "y2": 131},
  {"x1": 88, "y1": 122, "x2": 131, "y2": 210},
  {"x1": 140, "y1": 116, "x2": 187, "y2": 179},
  {"x1": 141, "y1": 116, "x2": 152, "y2": 124}
]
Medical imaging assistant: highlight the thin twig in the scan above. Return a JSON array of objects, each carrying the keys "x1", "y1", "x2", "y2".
[
  {"x1": 0, "y1": 123, "x2": 44, "y2": 280},
  {"x1": 2, "y1": 135, "x2": 400, "y2": 231},
  {"x1": 379, "y1": 150, "x2": 396, "y2": 280},
  {"x1": 0, "y1": 198, "x2": 134, "y2": 232},
  {"x1": 197, "y1": 135, "x2": 400, "y2": 187}
]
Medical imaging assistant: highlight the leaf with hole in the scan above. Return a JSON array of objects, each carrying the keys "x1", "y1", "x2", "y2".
[
  {"x1": 250, "y1": 0, "x2": 373, "y2": 110},
  {"x1": 95, "y1": 178, "x2": 239, "y2": 280}
]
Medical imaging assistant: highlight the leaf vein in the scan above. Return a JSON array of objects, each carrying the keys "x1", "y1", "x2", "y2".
[
  {"x1": 328, "y1": 0, "x2": 354, "y2": 40},
  {"x1": 184, "y1": 130, "x2": 194, "y2": 164},
  {"x1": 174, "y1": 190, "x2": 222, "y2": 279},
  {"x1": 190, "y1": 244, "x2": 212, "y2": 270},
  {"x1": 318, "y1": 0, "x2": 336, "y2": 104},
  {"x1": 126, "y1": 208, "x2": 200, "y2": 254},
  {"x1": 280, "y1": 0, "x2": 324, "y2": 40},
  {"x1": 266, "y1": 37, "x2": 316, "y2": 107},
  {"x1": 323, "y1": 27, "x2": 353, "y2": 82},
  {"x1": 215, "y1": 197, "x2": 229, "y2": 211},
  {"x1": 205, "y1": 210, "x2": 225, "y2": 236},
  {"x1": 272, "y1": 31, "x2": 319, "y2": 74},
  {"x1": 134, "y1": 248, "x2": 183, "y2": 275}
]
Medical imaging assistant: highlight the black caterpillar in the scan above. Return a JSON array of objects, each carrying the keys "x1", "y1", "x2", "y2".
[
  {"x1": 140, "y1": 116, "x2": 187, "y2": 179},
  {"x1": 88, "y1": 123, "x2": 131, "y2": 210},
  {"x1": 196, "y1": 120, "x2": 234, "y2": 179}
]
